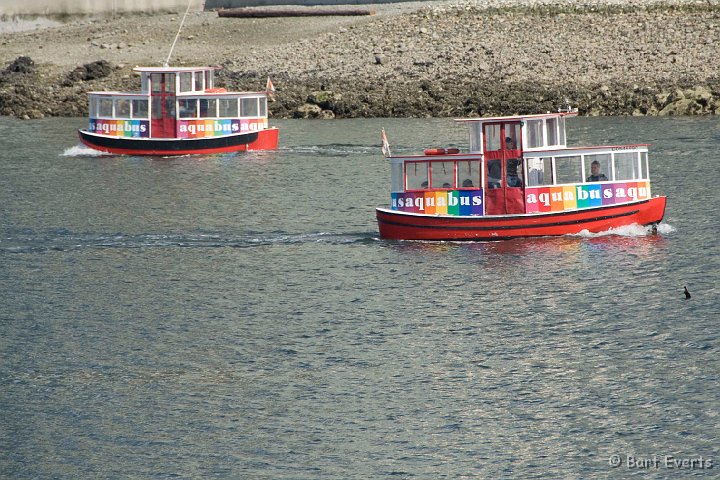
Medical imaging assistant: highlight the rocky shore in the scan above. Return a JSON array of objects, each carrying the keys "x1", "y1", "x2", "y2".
[{"x1": 1, "y1": 0, "x2": 719, "y2": 119}]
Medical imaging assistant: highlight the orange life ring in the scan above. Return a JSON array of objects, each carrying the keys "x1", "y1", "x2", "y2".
[{"x1": 424, "y1": 148, "x2": 446, "y2": 155}]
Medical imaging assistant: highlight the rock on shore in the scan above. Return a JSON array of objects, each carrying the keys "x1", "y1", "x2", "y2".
[{"x1": 1, "y1": 0, "x2": 719, "y2": 119}]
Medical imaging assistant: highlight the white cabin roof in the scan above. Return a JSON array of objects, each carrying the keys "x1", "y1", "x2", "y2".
[
  {"x1": 454, "y1": 111, "x2": 577, "y2": 124},
  {"x1": 132, "y1": 66, "x2": 220, "y2": 74}
]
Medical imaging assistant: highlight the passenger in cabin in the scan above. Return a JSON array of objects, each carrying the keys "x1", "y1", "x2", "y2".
[
  {"x1": 442, "y1": 182, "x2": 452, "y2": 188},
  {"x1": 506, "y1": 159, "x2": 523, "y2": 187},
  {"x1": 462, "y1": 179, "x2": 474, "y2": 188},
  {"x1": 586, "y1": 160, "x2": 609, "y2": 182},
  {"x1": 420, "y1": 181, "x2": 429, "y2": 189},
  {"x1": 487, "y1": 161, "x2": 502, "y2": 188},
  {"x1": 505, "y1": 136, "x2": 517, "y2": 149}
]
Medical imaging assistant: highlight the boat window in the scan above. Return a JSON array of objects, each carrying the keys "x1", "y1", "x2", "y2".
[
  {"x1": 131, "y1": 99, "x2": 148, "y2": 119},
  {"x1": 484, "y1": 124, "x2": 501, "y2": 151},
  {"x1": 116, "y1": 98, "x2": 131, "y2": 118},
  {"x1": 554, "y1": 155, "x2": 582, "y2": 184},
  {"x1": 456, "y1": 160, "x2": 480, "y2": 188},
  {"x1": 584, "y1": 153, "x2": 611, "y2": 182},
  {"x1": 164, "y1": 98, "x2": 175, "y2": 118},
  {"x1": 505, "y1": 123, "x2": 521, "y2": 149},
  {"x1": 558, "y1": 116, "x2": 566, "y2": 145},
  {"x1": 241, "y1": 98, "x2": 259, "y2": 117},
  {"x1": 141, "y1": 75, "x2": 149, "y2": 93},
  {"x1": 546, "y1": 117, "x2": 558, "y2": 145},
  {"x1": 640, "y1": 152, "x2": 648, "y2": 179},
  {"x1": 391, "y1": 162, "x2": 403, "y2": 192},
  {"x1": 259, "y1": 97, "x2": 267, "y2": 117},
  {"x1": 219, "y1": 98, "x2": 238, "y2": 117},
  {"x1": 164, "y1": 74, "x2": 175, "y2": 93},
  {"x1": 487, "y1": 159, "x2": 501, "y2": 188},
  {"x1": 194, "y1": 72, "x2": 204, "y2": 91},
  {"x1": 526, "y1": 119, "x2": 543, "y2": 148},
  {"x1": 99, "y1": 97, "x2": 113, "y2": 117},
  {"x1": 614, "y1": 151, "x2": 640, "y2": 180},
  {"x1": 199, "y1": 98, "x2": 217, "y2": 118},
  {"x1": 151, "y1": 97, "x2": 161, "y2": 119},
  {"x1": 527, "y1": 157, "x2": 553, "y2": 186},
  {"x1": 151, "y1": 74, "x2": 163, "y2": 93},
  {"x1": 506, "y1": 158, "x2": 524, "y2": 187},
  {"x1": 179, "y1": 72, "x2": 193, "y2": 92},
  {"x1": 468, "y1": 124, "x2": 481, "y2": 152},
  {"x1": 205, "y1": 70, "x2": 213, "y2": 89},
  {"x1": 406, "y1": 162, "x2": 429, "y2": 190},
  {"x1": 179, "y1": 98, "x2": 197, "y2": 118},
  {"x1": 431, "y1": 161, "x2": 454, "y2": 189}
]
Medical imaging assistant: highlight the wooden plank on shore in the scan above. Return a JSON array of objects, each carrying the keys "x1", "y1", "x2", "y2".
[{"x1": 217, "y1": 7, "x2": 375, "y2": 18}]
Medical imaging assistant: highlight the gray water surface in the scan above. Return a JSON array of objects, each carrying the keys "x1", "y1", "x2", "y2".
[{"x1": 1, "y1": 116, "x2": 718, "y2": 478}]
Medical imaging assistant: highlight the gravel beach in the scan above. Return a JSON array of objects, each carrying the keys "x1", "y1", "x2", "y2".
[{"x1": 1, "y1": 0, "x2": 719, "y2": 118}]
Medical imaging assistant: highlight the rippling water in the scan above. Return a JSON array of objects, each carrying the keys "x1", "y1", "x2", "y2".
[{"x1": 1, "y1": 116, "x2": 718, "y2": 478}]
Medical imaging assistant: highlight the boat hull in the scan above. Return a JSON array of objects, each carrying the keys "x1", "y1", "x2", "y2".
[
  {"x1": 78, "y1": 127, "x2": 279, "y2": 156},
  {"x1": 376, "y1": 196, "x2": 667, "y2": 240}
]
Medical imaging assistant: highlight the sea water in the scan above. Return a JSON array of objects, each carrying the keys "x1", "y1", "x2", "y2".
[{"x1": 0, "y1": 116, "x2": 718, "y2": 478}]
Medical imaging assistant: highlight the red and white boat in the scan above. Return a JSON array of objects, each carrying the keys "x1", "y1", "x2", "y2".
[
  {"x1": 79, "y1": 66, "x2": 278, "y2": 156},
  {"x1": 376, "y1": 111, "x2": 666, "y2": 240}
]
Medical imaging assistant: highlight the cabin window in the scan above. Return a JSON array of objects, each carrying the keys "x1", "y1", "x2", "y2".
[
  {"x1": 179, "y1": 99, "x2": 197, "y2": 118},
  {"x1": 99, "y1": 98, "x2": 113, "y2": 117},
  {"x1": 141, "y1": 75, "x2": 149, "y2": 93},
  {"x1": 116, "y1": 98, "x2": 131, "y2": 118},
  {"x1": 179, "y1": 72, "x2": 193, "y2": 92},
  {"x1": 259, "y1": 97, "x2": 267, "y2": 117},
  {"x1": 506, "y1": 158, "x2": 524, "y2": 187},
  {"x1": 431, "y1": 161, "x2": 454, "y2": 189},
  {"x1": 164, "y1": 74, "x2": 176, "y2": 93},
  {"x1": 205, "y1": 70, "x2": 213, "y2": 90},
  {"x1": 554, "y1": 155, "x2": 582, "y2": 184},
  {"x1": 506, "y1": 123, "x2": 521, "y2": 149},
  {"x1": 640, "y1": 152, "x2": 648, "y2": 179},
  {"x1": 219, "y1": 98, "x2": 238, "y2": 117},
  {"x1": 527, "y1": 157, "x2": 553, "y2": 186},
  {"x1": 241, "y1": 98, "x2": 259, "y2": 117},
  {"x1": 391, "y1": 162, "x2": 403, "y2": 192},
  {"x1": 468, "y1": 124, "x2": 481, "y2": 152},
  {"x1": 484, "y1": 124, "x2": 501, "y2": 151},
  {"x1": 131, "y1": 99, "x2": 148, "y2": 118},
  {"x1": 152, "y1": 97, "x2": 161, "y2": 119},
  {"x1": 194, "y1": 72, "x2": 204, "y2": 91},
  {"x1": 558, "y1": 116, "x2": 566, "y2": 145},
  {"x1": 487, "y1": 159, "x2": 501, "y2": 188},
  {"x1": 526, "y1": 119, "x2": 543, "y2": 148},
  {"x1": 584, "y1": 154, "x2": 611, "y2": 182},
  {"x1": 199, "y1": 98, "x2": 217, "y2": 118},
  {"x1": 456, "y1": 160, "x2": 481, "y2": 188},
  {"x1": 546, "y1": 117, "x2": 558, "y2": 146},
  {"x1": 614, "y1": 152, "x2": 640, "y2": 180},
  {"x1": 151, "y1": 74, "x2": 163, "y2": 94},
  {"x1": 406, "y1": 162, "x2": 429, "y2": 190}
]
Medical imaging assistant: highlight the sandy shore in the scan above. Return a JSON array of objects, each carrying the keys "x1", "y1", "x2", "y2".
[{"x1": 1, "y1": 0, "x2": 719, "y2": 118}]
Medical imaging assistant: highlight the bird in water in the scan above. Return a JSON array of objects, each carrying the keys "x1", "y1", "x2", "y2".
[{"x1": 684, "y1": 286, "x2": 691, "y2": 299}]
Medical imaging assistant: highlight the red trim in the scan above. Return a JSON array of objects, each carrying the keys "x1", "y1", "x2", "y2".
[
  {"x1": 247, "y1": 127, "x2": 279, "y2": 151},
  {"x1": 376, "y1": 196, "x2": 666, "y2": 240}
]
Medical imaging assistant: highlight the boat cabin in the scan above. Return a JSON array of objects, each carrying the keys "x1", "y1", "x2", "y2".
[
  {"x1": 85, "y1": 66, "x2": 269, "y2": 140},
  {"x1": 388, "y1": 112, "x2": 653, "y2": 217}
]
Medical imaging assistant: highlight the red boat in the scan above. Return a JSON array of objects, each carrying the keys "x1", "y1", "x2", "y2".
[
  {"x1": 79, "y1": 66, "x2": 278, "y2": 156},
  {"x1": 376, "y1": 112, "x2": 666, "y2": 240}
]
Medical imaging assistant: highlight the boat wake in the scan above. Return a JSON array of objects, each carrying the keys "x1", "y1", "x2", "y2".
[
  {"x1": 61, "y1": 145, "x2": 109, "y2": 157},
  {"x1": 279, "y1": 144, "x2": 379, "y2": 157},
  {"x1": 0, "y1": 230, "x2": 377, "y2": 253},
  {"x1": 573, "y1": 222, "x2": 675, "y2": 238}
]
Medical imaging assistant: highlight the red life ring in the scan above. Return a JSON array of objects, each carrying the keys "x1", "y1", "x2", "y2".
[{"x1": 424, "y1": 148, "x2": 446, "y2": 155}]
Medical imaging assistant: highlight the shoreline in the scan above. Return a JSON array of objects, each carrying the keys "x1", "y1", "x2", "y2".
[{"x1": 1, "y1": 1, "x2": 719, "y2": 119}]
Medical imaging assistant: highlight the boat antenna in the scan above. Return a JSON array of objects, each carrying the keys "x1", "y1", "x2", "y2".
[{"x1": 164, "y1": 0, "x2": 194, "y2": 67}]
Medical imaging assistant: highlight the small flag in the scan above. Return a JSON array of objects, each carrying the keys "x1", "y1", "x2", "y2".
[
  {"x1": 266, "y1": 77, "x2": 275, "y2": 95},
  {"x1": 381, "y1": 128, "x2": 391, "y2": 157}
]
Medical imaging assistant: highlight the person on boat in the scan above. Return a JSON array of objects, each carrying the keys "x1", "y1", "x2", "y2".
[
  {"x1": 462, "y1": 178, "x2": 474, "y2": 188},
  {"x1": 487, "y1": 161, "x2": 502, "y2": 188},
  {"x1": 420, "y1": 181, "x2": 429, "y2": 189},
  {"x1": 506, "y1": 159, "x2": 523, "y2": 187},
  {"x1": 587, "y1": 160, "x2": 608, "y2": 182},
  {"x1": 505, "y1": 136, "x2": 517, "y2": 149}
]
